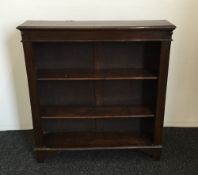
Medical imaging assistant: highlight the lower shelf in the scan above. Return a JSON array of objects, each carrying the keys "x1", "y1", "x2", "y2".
[
  {"x1": 41, "y1": 106, "x2": 154, "y2": 119},
  {"x1": 43, "y1": 132, "x2": 158, "y2": 150}
]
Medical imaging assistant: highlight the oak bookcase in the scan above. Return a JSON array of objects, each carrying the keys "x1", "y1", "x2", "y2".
[{"x1": 17, "y1": 20, "x2": 175, "y2": 161}]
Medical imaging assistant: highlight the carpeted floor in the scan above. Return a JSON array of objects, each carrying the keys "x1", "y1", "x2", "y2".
[{"x1": 0, "y1": 128, "x2": 197, "y2": 175}]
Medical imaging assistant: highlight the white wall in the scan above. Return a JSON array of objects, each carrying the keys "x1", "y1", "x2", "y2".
[{"x1": 0, "y1": 0, "x2": 198, "y2": 130}]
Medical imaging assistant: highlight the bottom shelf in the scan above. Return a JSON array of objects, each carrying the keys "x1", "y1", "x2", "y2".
[{"x1": 43, "y1": 132, "x2": 158, "y2": 150}]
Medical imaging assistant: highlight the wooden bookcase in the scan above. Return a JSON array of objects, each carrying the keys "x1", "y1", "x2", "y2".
[{"x1": 17, "y1": 20, "x2": 175, "y2": 161}]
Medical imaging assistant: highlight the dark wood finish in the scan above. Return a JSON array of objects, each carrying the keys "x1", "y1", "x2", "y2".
[
  {"x1": 37, "y1": 80, "x2": 157, "y2": 107},
  {"x1": 19, "y1": 30, "x2": 172, "y2": 42},
  {"x1": 33, "y1": 42, "x2": 160, "y2": 71},
  {"x1": 17, "y1": 20, "x2": 175, "y2": 161},
  {"x1": 17, "y1": 20, "x2": 175, "y2": 30},
  {"x1": 17, "y1": 20, "x2": 175, "y2": 42},
  {"x1": 43, "y1": 132, "x2": 156, "y2": 149},
  {"x1": 154, "y1": 42, "x2": 171, "y2": 146},
  {"x1": 37, "y1": 69, "x2": 157, "y2": 80},
  {"x1": 41, "y1": 106, "x2": 154, "y2": 119},
  {"x1": 42, "y1": 118, "x2": 154, "y2": 133},
  {"x1": 22, "y1": 42, "x2": 44, "y2": 147}
]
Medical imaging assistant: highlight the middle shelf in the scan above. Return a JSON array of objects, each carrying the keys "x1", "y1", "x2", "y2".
[
  {"x1": 37, "y1": 69, "x2": 158, "y2": 81},
  {"x1": 41, "y1": 106, "x2": 155, "y2": 119}
]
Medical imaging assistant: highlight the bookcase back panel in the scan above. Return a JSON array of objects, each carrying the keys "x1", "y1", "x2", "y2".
[
  {"x1": 33, "y1": 42, "x2": 160, "y2": 72},
  {"x1": 100, "y1": 42, "x2": 160, "y2": 71},
  {"x1": 38, "y1": 81, "x2": 95, "y2": 106},
  {"x1": 33, "y1": 42, "x2": 94, "y2": 70},
  {"x1": 100, "y1": 80, "x2": 157, "y2": 107},
  {"x1": 38, "y1": 80, "x2": 157, "y2": 107},
  {"x1": 42, "y1": 118, "x2": 153, "y2": 134}
]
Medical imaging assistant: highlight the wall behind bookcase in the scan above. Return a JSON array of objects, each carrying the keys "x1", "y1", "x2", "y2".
[{"x1": 0, "y1": 0, "x2": 198, "y2": 130}]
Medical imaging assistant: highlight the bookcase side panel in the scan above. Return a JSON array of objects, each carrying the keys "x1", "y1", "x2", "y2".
[
  {"x1": 154, "y1": 41, "x2": 171, "y2": 145},
  {"x1": 22, "y1": 41, "x2": 44, "y2": 147}
]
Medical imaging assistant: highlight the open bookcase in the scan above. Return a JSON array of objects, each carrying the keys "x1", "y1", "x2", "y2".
[{"x1": 17, "y1": 20, "x2": 175, "y2": 161}]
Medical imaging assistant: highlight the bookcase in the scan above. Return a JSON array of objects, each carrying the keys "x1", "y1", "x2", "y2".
[{"x1": 17, "y1": 20, "x2": 175, "y2": 161}]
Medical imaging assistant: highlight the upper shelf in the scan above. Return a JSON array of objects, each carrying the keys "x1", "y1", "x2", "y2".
[{"x1": 37, "y1": 69, "x2": 158, "y2": 81}]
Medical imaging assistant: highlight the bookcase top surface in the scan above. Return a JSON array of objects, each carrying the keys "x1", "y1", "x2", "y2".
[{"x1": 17, "y1": 20, "x2": 176, "y2": 30}]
